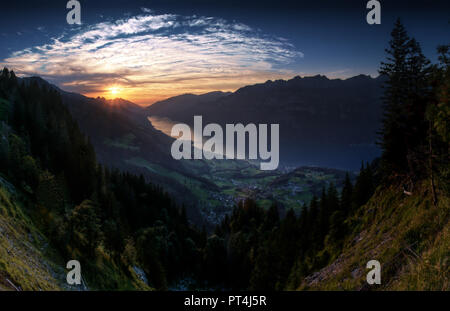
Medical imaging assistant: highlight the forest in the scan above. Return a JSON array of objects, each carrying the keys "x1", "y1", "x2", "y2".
[{"x1": 0, "y1": 19, "x2": 448, "y2": 290}]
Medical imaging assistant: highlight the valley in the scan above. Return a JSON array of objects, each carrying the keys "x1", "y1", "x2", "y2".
[
  {"x1": 126, "y1": 153, "x2": 354, "y2": 226},
  {"x1": 0, "y1": 4, "x2": 447, "y2": 293},
  {"x1": 20, "y1": 75, "x2": 364, "y2": 228},
  {"x1": 145, "y1": 113, "x2": 355, "y2": 226}
]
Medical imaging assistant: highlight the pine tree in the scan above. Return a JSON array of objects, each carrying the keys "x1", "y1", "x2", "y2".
[
  {"x1": 379, "y1": 19, "x2": 431, "y2": 178},
  {"x1": 318, "y1": 186, "x2": 328, "y2": 228},
  {"x1": 262, "y1": 203, "x2": 279, "y2": 231},
  {"x1": 308, "y1": 195, "x2": 320, "y2": 251},
  {"x1": 340, "y1": 172, "x2": 353, "y2": 216},
  {"x1": 352, "y1": 162, "x2": 375, "y2": 209},
  {"x1": 379, "y1": 19, "x2": 412, "y2": 174},
  {"x1": 427, "y1": 45, "x2": 450, "y2": 197}
]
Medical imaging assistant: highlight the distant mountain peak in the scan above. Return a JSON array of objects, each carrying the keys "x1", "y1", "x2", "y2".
[
  {"x1": 306, "y1": 74, "x2": 329, "y2": 80},
  {"x1": 345, "y1": 74, "x2": 373, "y2": 81}
]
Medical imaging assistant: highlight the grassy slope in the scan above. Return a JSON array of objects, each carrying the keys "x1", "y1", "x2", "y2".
[
  {"x1": 298, "y1": 179, "x2": 449, "y2": 290},
  {"x1": 0, "y1": 181, "x2": 64, "y2": 291},
  {"x1": 0, "y1": 178, "x2": 151, "y2": 291}
]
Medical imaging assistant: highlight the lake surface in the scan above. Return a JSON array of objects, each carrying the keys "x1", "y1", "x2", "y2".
[
  {"x1": 147, "y1": 116, "x2": 244, "y2": 159},
  {"x1": 147, "y1": 116, "x2": 180, "y2": 138}
]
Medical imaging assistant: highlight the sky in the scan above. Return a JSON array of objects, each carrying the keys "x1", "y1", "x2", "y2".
[{"x1": 0, "y1": 0, "x2": 449, "y2": 105}]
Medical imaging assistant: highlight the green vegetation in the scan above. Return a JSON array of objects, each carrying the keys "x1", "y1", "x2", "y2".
[
  {"x1": 104, "y1": 133, "x2": 140, "y2": 151},
  {"x1": 0, "y1": 181, "x2": 63, "y2": 290},
  {"x1": 0, "y1": 68, "x2": 206, "y2": 290},
  {"x1": 197, "y1": 19, "x2": 449, "y2": 290},
  {"x1": 206, "y1": 163, "x2": 376, "y2": 290},
  {"x1": 296, "y1": 180, "x2": 449, "y2": 290},
  {"x1": 0, "y1": 19, "x2": 448, "y2": 291},
  {"x1": 128, "y1": 155, "x2": 352, "y2": 224}
]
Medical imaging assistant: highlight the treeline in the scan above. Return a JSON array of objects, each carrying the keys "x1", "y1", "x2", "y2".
[
  {"x1": 202, "y1": 163, "x2": 377, "y2": 290},
  {"x1": 0, "y1": 68, "x2": 208, "y2": 289},
  {"x1": 0, "y1": 18, "x2": 447, "y2": 290},
  {"x1": 196, "y1": 19, "x2": 449, "y2": 290},
  {"x1": 0, "y1": 67, "x2": 378, "y2": 290},
  {"x1": 379, "y1": 19, "x2": 449, "y2": 195}
]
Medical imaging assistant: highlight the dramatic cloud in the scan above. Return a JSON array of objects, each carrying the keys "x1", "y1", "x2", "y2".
[{"x1": 3, "y1": 13, "x2": 303, "y2": 104}]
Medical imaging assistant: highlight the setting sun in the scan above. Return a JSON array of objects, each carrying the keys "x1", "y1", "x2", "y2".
[{"x1": 109, "y1": 87, "x2": 120, "y2": 96}]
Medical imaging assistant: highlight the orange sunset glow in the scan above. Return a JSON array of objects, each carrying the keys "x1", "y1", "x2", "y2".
[
  {"x1": 3, "y1": 13, "x2": 302, "y2": 106},
  {"x1": 85, "y1": 71, "x2": 295, "y2": 104}
]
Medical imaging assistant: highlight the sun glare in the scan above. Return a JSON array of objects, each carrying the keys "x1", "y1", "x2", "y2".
[{"x1": 109, "y1": 86, "x2": 120, "y2": 96}]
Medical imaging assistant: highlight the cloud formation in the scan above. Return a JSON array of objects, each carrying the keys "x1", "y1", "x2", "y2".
[{"x1": 3, "y1": 12, "x2": 302, "y2": 104}]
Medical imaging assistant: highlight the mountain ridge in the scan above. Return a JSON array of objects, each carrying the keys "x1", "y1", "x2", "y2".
[
  {"x1": 145, "y1": 73, "x2": 385, "y2": 170},
  {"x1": 17, "y1": 74, "x2": 207, "y2": 225}
]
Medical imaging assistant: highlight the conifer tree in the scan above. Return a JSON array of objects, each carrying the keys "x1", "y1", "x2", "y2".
[
  {"x1": 379, "y1": 19, "x2": 431, "y2": 177},
  {"x1": 340, "y1": 172, "x2": 353, "y2": 216},
  {"x1": 379, "y1": 19, "x2": 411, "y2": 174}
]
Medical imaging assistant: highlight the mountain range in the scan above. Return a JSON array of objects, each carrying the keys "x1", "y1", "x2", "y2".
[
  {"x1": 17, "y1": 74, "x2": 386, "y2": 225},
  {"x1": 146, "y1": 74, "x2": 386, "y2": 170},
  {"x1": 19, "y1": 76, "x2": 209, "y2": 223}
]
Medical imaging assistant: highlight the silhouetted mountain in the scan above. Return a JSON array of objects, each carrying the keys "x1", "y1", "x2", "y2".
[
  {"x1": 19, "y1": 76, "x2": 205, "y2": 224},
  {"x1": 101, "y1": 97, "x2": 145, "y2": 116},
  {"x1": 147, "y1": 91, "x2": 231, "y2": 121},
  {"x1": 146, "y1": 75, "x2": 386, "y2": 170},
  {"x1": 20, "y1": 76, "x2": 168, "y2": 163}
]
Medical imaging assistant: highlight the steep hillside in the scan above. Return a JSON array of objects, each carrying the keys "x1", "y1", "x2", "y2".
[
  {"x1": 0, "y1": 177, "x2": 65, "y2": 291},
  {"x1": 19, "y1": 76, "x2": 206, "y2": 225},
  {"x1": 0, "y1": 68, "x2": 206, "y2": 290},
  {"x1": 298, "y1": 180, "x2": 449, "y2": 290}
]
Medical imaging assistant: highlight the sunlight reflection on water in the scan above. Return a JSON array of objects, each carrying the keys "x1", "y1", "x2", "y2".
[
  {"x1": 147, "y1": 116, "x2": 181, "y2": 138},
  {"x1": 147, "y1": 116, "x2": 245, "y2": 159}
]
